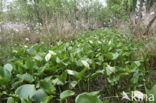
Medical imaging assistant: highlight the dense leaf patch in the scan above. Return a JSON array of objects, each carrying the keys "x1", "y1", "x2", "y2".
[{"x1": 0, "y1": 29, "x2": 148, "y2": 103}]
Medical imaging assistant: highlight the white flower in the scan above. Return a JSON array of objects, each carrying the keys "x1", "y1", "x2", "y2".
[
  {"x1": 45, "y1": 53, "x2": 52, "y2": 61},
  {"x1": 108, "y1": 40, "x2": 112, "y2": 45},
  {"x1": 12, "y1": 50, "x2": 18, "y2": 53},
  {"x1": 81, "y1": 60, "x2": 90, "y2": 68},
  {"x1": 24, "y1": 45, "x2": 28, "y2": 48},
  {"x1": 89, "y1": 40, "x2": 93, "y2": 44},
  {"x1": 45, "y1": 50, "x2": 56, "y2": 61},
  {"x1": 106, "y1": 65, "x2": 116, "y2": 75},
  {"x1": 49, "y1": 50, "x2": 56, "y2": 55}
]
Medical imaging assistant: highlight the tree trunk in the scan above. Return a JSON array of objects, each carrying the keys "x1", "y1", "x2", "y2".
[
  {"x1": 143, "y1": 14, "x2": 156, "y2": 35},
  {"x1": 138, "y1": 0, "x2": 144, "y2": 18},
  {"x1": 145, "y1": 0, "x2": 151, "y2": 12},
  {"x1": 145, "y1": 0, "x2": 155, "y2": 12}
]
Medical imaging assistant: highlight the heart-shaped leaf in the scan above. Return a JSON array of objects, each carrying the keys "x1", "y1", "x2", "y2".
[
  {"x1": 15, "y1": 84, "x2": 36, "y2": 99},
  {"x1": 60, "y1": 90, "x2": 75, "y2": 101},
  {"x1": 75, "y1": 92, "x2": 103, "y2": 103},
  {"x1": 31, "y1": 89, "x2": 48, "y2": 102},
  {"x1": 4, "y1": 64, "x2": 13, "y2": 73}
]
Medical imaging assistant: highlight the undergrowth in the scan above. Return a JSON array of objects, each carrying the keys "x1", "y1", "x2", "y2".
[{"x1": 0, "y1": 28, "x2": 156, "y2": 103}]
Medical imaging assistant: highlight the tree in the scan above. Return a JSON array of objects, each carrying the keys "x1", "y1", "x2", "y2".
[{"x1": 143, "y1": 13, "x2": 156, "y2": 35}]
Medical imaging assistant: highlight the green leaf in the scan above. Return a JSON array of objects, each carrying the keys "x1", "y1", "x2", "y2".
[
  {"x1": 16, "y1": 73, "x2": 34, "y2": 83},
  {"x1": 20, "y1": 98, "x2": 31, "y2": 103},
  {"x1": 58, "y1": 72, "x2": 67, "y2": 84},
  {"x1": 88, "y1": 91, "x2": 100, "y2": 96},
  {"x1": 31, "y1": 89, "x2": 48, "y2": 102},
  {"x1": 75, "y1": 92, "x2": 103, "y2": 103},
  {"x1": 7, "y1": 97, "x2": 18, "y2": 103},
  {"x1": 4, "y1": 64, "x2": 13, "y2": 73},
  {"x1": 56, "y1": 57, "x2": 61, "y2": 63},
  {"x1": 112, "y1": 53, "x2": 119, "y2": 60},
  {"x1": 40, "y1": 96, "x2": 54, "y2": 103},
  {"x1": 134, "y1": 61, "x2": 141, "y2": 67},
  {"x1": 0, "y1": 68, "x2": 11, "y2": 84},
  {"x1": 106, "y1": 65, "x2": 116, "y2": 75},
  {"x1": 26, "y1": 48, "x2": 36, "y2": 55},
  {"x1": 34, "y1": 56, "x2": 43, "y2": 61},
  {"x1": 149, "y1": 85, "x2": 156, "y2": 103},
  {"x1": 60, "y1": 90, "x2": 75, "y2": 101},
  {"x1": 15, "y1": 84, "x2": 36, "y2": 99},
  {"x1": 66, "y1": 69, "x2": 84, "y2": 79},
  {"x1": 52, "y1": 78, "x2": 64, "y2": 85},
  {"x1": 104, "y1": 53, "x2": 113, "y2": 60},
  {"x1": 69, "y1": 81, "x2": 78, "y2": 89},
  {"x1": 91, "y1": 70, "x2": 105, "y2": 78},
  {"x1": 131, "y1": 72, "x2": 140, "y2": 84},
  {"x1": 40, "y1": 80, "x2": 56, "y2": 94}
]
